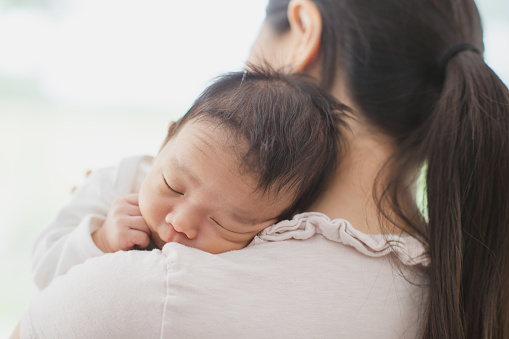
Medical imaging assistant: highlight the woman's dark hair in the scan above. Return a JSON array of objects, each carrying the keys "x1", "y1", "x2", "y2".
[
  {"x1": 267, "y1": 0, "x2": 509, "y2": 338},
  {"x1": 165, "y1": 66, "x2": 349, "y2": 219}
]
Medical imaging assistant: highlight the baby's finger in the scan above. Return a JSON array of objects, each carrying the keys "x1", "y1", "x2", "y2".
[
  {"x1": 128, "y1": 216, "x2": 150, "y2": 232},
  {"x1": 127, "y1": 229, "x2": 151, "y2": 249},
  {"x1": 122, "y1": 203, "x2": 144, "y2": 217},
  {"x1": 123, "y1": 193, "x2": 140, "y2": 206}
]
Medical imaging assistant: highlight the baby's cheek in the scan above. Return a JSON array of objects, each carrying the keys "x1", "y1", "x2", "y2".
[
  {"x1": 138, "y1": 194, "x2": 160, "y2": 236},
  {"x1": 226, "y1": 235, "x2": 254, "y2": 252},
  {"x1": 137, "y1": 194, "x2": 149, "y2": 221},
  {"x1": 138, "y1": 179, "x2": 160, "y2": 219},
  {"x1": 138, "y1": 181, "x2": 149, "y2": 211}
]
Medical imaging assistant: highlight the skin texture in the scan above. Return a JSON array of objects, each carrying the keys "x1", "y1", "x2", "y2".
[
  {"x1": 248, "y1": 0, "x2": 401, "y2": 234},
  {"x1": 138, "y1": 120, "x2": 292, "y2": 254}
]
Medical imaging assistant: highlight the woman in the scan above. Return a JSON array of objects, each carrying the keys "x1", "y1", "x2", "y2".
[
  {"x1": 254, "y1": 0, "x2": 509, "y2": 337},
  {"x1": 259, "y1": 0, "x2": 509, "y2": 336},
  {"x1": 14, "y1": 0, "x2": 508, "y2": 338}
]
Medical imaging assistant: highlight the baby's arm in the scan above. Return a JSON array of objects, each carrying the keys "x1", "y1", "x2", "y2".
[
  {"x1": 31, "y1": 167, "x2": 115, "y2": 290},
  {"x1": 32, "y1": 156, "x2": 153, "y2": 290}
]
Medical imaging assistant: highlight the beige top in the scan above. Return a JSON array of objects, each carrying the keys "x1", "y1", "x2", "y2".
[
  {"x1": 23, "y1": 156, "x2": 428, "y2": 338},
  {"x1": 253, "y1": 212, "x2": 429, "y2": 266}
]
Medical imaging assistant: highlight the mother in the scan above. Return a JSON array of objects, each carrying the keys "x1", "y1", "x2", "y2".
[{"x1": 14, "y1": 0, "x2": 509, "y2": 338}]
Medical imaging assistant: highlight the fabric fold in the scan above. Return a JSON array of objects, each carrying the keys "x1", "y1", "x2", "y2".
[{"x1": 251, "y1": 212, "x2": 429, "y2": 266}]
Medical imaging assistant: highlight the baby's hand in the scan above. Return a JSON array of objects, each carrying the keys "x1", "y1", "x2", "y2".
[{"x1": 92, "y1": 193, "x2": 151, "y2": 253}]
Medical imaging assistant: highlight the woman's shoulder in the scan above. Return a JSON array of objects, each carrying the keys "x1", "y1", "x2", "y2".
[
  {"x1": 23, "y1": 233, "x2": 426, "y2": 338},
  {"x1": 158, "y1": 227, "x2": 427, "y2": 338},
  {"x1": 22, "y1": 249, "x2": 168, "y2": 339}
]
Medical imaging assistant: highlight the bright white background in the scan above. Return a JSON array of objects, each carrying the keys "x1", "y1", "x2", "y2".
[{"x1": 0, "y1": 0, "x2": 507, "y2": 336}]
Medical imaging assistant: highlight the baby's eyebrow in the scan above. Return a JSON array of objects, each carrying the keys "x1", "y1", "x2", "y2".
[{"x1": 172, "y1": 157, "x2": 201, "y2": 186}]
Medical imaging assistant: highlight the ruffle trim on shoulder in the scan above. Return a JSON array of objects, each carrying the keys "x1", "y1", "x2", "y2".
[{"x1": 251, "y1": 212, "x2": 429, "y2": 267}]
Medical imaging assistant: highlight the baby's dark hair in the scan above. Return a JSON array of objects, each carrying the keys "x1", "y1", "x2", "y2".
[{"x1": 165, "y1": 66, "x2": 350, "y2": 219}]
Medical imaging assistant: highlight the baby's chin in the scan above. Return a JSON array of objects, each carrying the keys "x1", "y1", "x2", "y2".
[
  {"x1": 149, "y1": 229, "x2": 249, "y2": 254},
  {"x1": 148, "y1": 234, "x2": 217, "y2": 254},
  {"x1": 149, "y1": 229, "x2": 191, "y2": 251}
]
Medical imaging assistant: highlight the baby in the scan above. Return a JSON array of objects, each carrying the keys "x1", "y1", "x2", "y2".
[{"x1": 32, "y1": 67, "x2": 349, "y2": 289}]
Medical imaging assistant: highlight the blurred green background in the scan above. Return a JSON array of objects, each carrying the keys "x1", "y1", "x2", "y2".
[{"x1": 0, "y1": 0, "x2": 507, "y2": 336}]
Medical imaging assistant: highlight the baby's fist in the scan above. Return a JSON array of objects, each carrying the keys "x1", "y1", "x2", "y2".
[{"x1": 92, "y1": 193, "x2": 150, "y2": 253}]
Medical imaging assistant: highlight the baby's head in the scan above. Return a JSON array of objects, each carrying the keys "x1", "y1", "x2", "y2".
[{"x1": 139, "y1": 67, "x2": 349, "y2": 253}]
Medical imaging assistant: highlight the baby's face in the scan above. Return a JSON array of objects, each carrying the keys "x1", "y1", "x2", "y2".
[{"x1": 138, "y1": 120, "x2": 293, "y2": 254}]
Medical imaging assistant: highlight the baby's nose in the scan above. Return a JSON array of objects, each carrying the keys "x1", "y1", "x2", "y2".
[{"x1": 165, "y1": 211, "x2": 198, "y2": 240}]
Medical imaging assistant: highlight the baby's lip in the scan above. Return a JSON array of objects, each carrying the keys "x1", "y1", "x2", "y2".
[
  {"x1": 157, "y1": 222, "x2": 176, "y2": 243},
  {"x1": 157, "y1": 222, "x2": 190, "y2": 247},
  {"x1": 147, "y1": 222, "x2": 175, "y2": 249}
]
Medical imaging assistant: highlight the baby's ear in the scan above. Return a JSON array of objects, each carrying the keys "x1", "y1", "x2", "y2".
[{"x1": 167, "y1": 121, "x2": 175, "y2": 131}]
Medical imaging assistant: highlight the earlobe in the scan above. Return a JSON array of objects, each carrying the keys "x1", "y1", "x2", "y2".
[{"x1": 287, "y1": 0, "x2": 322, "y2": 72}]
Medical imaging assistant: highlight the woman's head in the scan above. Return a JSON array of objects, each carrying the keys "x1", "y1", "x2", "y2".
[{"x1": 252, "y1": 0, "x2": 484, "y2": 141}]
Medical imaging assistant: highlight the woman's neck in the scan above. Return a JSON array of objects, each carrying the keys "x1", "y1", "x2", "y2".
[{"x1": 308, "y1": 117, "x2": 403, "y2": 234}]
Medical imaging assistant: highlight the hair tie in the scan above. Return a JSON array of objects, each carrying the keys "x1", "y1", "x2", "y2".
[{"x1": 439, "y1": 43, "x2": 480, "y2": 74}]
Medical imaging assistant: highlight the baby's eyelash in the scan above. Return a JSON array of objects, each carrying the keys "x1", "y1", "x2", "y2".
[
  {"x1": 211, "y1": 218, "x2": 224, "y2": 228},
  {"x1": 211, "y1": 218, "x2": 236, "y2": 233},
  {"x1": 162, "y1": 175, "x2": 183, "y2": 195},
  {"x1": 211, "y1": 218, "x2": 252, "y2": 235}
]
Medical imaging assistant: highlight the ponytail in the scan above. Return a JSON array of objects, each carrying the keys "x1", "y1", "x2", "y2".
[{"x1": 423, "y1": 50, "x2": 509, "y2": 338}]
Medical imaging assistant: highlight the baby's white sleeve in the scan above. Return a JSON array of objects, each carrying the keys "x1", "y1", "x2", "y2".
[{"x1": 31, "y1": 167, "x2": 116, "y2": 290}]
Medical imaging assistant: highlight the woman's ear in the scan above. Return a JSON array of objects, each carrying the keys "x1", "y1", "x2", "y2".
[{"x1": 287, "y1": 0, "x2": 322, "y2": 72}]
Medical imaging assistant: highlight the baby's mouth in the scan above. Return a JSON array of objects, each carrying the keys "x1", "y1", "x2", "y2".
[
  {"x1": 143, "y1": 237, "x2": 158, "y2": 251},
  {"x1": 149, "y1": 230, "x2": 167, "y2": 250},
  {"x1": 152, "y1": 222, "x2": 185, "y2": 249}
]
